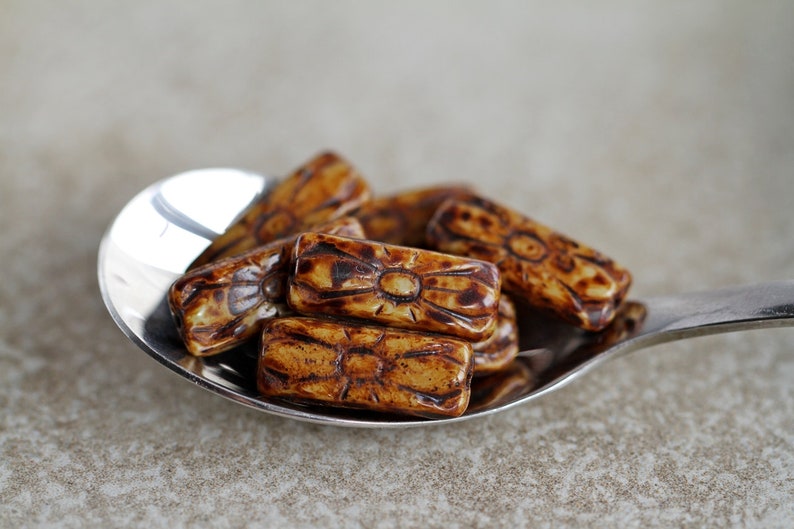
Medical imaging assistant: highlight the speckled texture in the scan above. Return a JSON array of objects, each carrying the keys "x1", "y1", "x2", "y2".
[{"x1": 2, "y1": 1, "x2": 793, "y2": 527}]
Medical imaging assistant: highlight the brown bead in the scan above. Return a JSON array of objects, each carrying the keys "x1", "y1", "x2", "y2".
[
  {"x1": 472, "y1": 296, "x2": 519, "y2": 375},
  {"x1": 189, "y1": 151, "x2": 371, "y2": 268},
  {"x1": 169, "y1": 217, "x2": 366, "y2": 356},
  {"x1": 354, "y1": 184, "x2": 473, "y2": 247},
  {"x1": 257, "y1": 317, "x2": 474, "y2": 418},
  {"x1": 302, "y1": 215, "x2": 367, "y2": 241},
  {"x1": 426, "y1": 196, "x2": 632, "y2": 331},
  {"x1": 287, "y1": 233, "x2": 502, "y2": 341}
]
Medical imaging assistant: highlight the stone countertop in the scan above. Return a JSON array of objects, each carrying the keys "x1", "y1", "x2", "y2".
[{"x1": 2, "y1": 2, "x2": 793, "y2": 527}]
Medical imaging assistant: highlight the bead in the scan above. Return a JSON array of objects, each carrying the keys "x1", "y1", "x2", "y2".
[
  {"x1": 427, "y1": 196, "x2": 632, "y2": 331},
  {"x1": 169, "y1": 217, "x2": 365, "y2": 356},
  {"x1": 257, "y1": 317, "x2": 474, "y2": 418},
  {"x1": 190, "y1": 151, "x2": 371, "y2": 268},
  {"x1": 472, "y1": 296, "x2": 519, "y2": 375},
  {"x1": 354, "y1": 184, "x2": 473, "y2": 247},
  {"x1": 287, "y1": 232, "x2": 502, "y2": 341}
]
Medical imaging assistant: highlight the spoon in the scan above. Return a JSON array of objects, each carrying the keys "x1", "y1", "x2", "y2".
[{"x1": 97, "y1": 168, "x2": 794, "y2": 427}]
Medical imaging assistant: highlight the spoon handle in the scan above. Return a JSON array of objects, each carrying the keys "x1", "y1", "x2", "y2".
[{"x1": 638, "y1": 280, "x2": 794, "y2": 344}]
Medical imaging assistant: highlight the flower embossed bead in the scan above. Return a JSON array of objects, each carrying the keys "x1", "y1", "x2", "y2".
[
  {"x1": 354, "y1": 184, "x2": 473, "y2": 247},
  {"x1": 287, "y1": 233, "x2": 502, "y2": 341},
  {"x1": 427, "y1": 196, "x2": 632, "y2": 331},
  {"x1": 169, "y1": 217, "x2": 366, "y2": 356},
  {"x1": 190, "y1": 151, "x2": 371, "y2": 268},
  {"x1": 471, "y1": 296, "x2": 519, "y2": 375},
  {"x1": 257, "y1": 317, "x2": 474, "y2": 418}
]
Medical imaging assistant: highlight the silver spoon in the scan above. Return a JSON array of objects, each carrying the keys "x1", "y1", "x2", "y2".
[{"x1": 97, "y1": 168, "x2": 794, "y2": 427}]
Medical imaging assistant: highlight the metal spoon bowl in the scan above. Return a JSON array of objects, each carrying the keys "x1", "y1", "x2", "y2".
[{"x1": 97, "y1": 169, "x2": 794, "y2": 427}]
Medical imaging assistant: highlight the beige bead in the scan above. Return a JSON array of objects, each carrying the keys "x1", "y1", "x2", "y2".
[
  {"x1": 169, "y1": 217, "x2": 365, "y2": 356},
  {"x1": 472, "y1": 296, "x2": 519, "y2": 375},
  {"x1": 257, "y1": 317, "x2": 474, "y2": 418},
  {"x1": 427, "y1": 196, "x2": 632, "y2": 331},
  {"x1": 354, "y1": 184, "x2": 473, "y2": 247},
  {"x1": 190, "y1": 151, "x2": 371, "y2": 268},
  {"x1": 287, "y1": 232, "x2": 502, "y2": 341}
]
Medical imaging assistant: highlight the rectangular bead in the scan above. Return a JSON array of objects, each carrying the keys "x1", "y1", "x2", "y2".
[
  {"x1": 471, "y1": 296, "x2": 519, "y2": 375},
  {"x1": 257, "y1": 317, "x2": 474, "y2": 418},
  {"x1": 426, "y1": 196, "x2": 632, "y2": 331},
  {"x1": 287, "y1": 233, "x2": 501, "y2": 341},
  {"x1": 354, "y1": 184, "x2": 473, "y2": 247},
  {"x1": 169, "y1": 217, "x2": 365, "y2": 356},
  {"x1": 190, "y1": 151, "x2": 371, "y2": 268}
]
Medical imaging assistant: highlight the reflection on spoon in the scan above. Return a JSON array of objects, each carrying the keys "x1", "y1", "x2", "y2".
[{"x1": 468, "y1": 301, "x2": 646, "y2": 412}]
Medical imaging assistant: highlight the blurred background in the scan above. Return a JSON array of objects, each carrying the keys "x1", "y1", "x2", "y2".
[
  {"x1": 3, "y1": 1, "x2": 793, "y2": 292},
  {"x1": 2, "y1": 1, "x2": 793, "y2": 527}
]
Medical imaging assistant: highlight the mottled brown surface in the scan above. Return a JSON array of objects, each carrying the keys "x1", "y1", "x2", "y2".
[
  {"x1": 169, "y1": 217, "x2": 365, "y2": 356},
  {"x1": 3, "y1": 2, "x2": 794, "y2": 527},
  {"x1": 258, "y1": 317, "x2": 473, "y2": 418},
  {"x1": 354, "y1": 184, "x2": 473, "y2": 247},
  {"x1": 190, "y1": 151, "x2": 371, "y2": 268},
  {"x1": 471, "y1": 296, "x2": 519, "y2": 375},
  {"x1": 170, "y1": 240, "x2": 290, "y2": 356},
  {"x1": 428, "y1": 195, "x2": 632, "y2": 331},
  {"x1": 288, "y1": 232, "x2": 501, "y2": 340}
]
